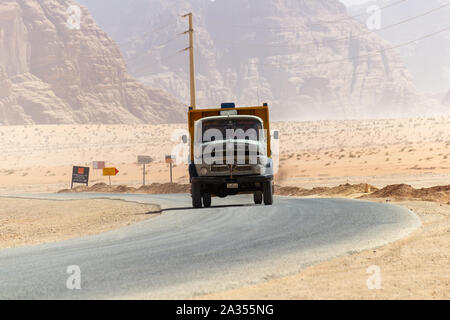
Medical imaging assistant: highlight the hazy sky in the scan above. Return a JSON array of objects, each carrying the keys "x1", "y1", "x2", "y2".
[{"x1": 339, "y1": 0, "x2": 372, "y2": 6}]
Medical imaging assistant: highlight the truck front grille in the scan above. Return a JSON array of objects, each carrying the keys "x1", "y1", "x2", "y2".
[
  {"x1": 204, "y1": 143, "x2": 260, "y2": 165},
  {"x1": 206, "y1": 154, "x2": 258, "y2": 165},
  {"x1": 211, "y1": 165, "x2": 228, "y2": 173},
  {"x1": 211, "y1": 164, "x2": 254, "y2": 172}
]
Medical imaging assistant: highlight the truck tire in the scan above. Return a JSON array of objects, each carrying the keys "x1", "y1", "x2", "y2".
[
  {"x1": 253, "y1": 191, "x2": 262, "y2": 204},
  {"x1": 192, "y1": 182, "x2": 202, "y2": 208},
  {"x1": 263, "y1": 181, "x2": 273, "y2": 205},
  {"x1": 188, "y1": 164, "x2": 198, "y2": 182},
  {"x1": 203, "y1": 193, "x2": 212, "y2": 208}
]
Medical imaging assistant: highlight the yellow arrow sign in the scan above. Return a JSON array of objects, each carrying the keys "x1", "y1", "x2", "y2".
[{"x1": 103, "y1": 167, "x2": 119, "y2": 176}]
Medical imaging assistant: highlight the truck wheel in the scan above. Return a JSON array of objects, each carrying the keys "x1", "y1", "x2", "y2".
[
  {"x1": 253, "y1": 191, "x2": 262, "y2": 204},
  {"x1": 188, "y1": 164, "x2": 198, "y2": 182},
  {"x1": 263, "y1": 181, "x2": 273, "y2": 205},
  {"x1": 192, "y1": 182, "x2": 202, "y2": 208},
  {"x1": 203, "y1": 193, "x2": 212, "y2": 208}
]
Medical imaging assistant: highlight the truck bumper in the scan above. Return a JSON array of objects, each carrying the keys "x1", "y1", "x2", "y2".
[
  {"x1": 191, "y1": 175, "x2": 273, "y2": 197},
  {"x1": 191, "y1": 175, "x2": 272, "y2": 184}
]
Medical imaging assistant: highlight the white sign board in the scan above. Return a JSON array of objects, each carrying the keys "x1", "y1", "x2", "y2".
[
  {"x1": 93, "y1": 161, "x2": 105, "y2": 170},
  {"x1": 138, "y1": 156, "x2": 152, "y2": 165}
]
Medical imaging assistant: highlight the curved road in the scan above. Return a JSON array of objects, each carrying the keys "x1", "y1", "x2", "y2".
[{"x1": 0, "y1": 194, "x2": 420, "y2": 299}]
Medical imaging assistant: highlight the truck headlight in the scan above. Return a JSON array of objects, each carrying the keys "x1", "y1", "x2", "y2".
[{"x1": 200, "y1": 167, "x2": 208, "y2": 175}]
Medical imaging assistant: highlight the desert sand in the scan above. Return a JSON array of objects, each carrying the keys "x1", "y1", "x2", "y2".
[
  {"x1": 198, "y1": 200, "x2": 450, "y2": 300},
  {"x1": 0, "y1": 117, "x2": 449, "y2": 194},
  {"x1": 0, "y1": 117, "x2": 449, "y2": 299},
  {"x1": 0, "y1": 197, "x2": 159, "y2": 249}
]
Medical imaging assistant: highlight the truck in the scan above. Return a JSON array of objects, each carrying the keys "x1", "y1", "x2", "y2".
[{"x1": 182, "y1": 102, "x2": 278, "y2": 208}]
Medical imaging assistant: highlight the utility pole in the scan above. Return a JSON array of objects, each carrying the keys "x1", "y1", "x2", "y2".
[
  {"x1": 143, "y1": 163, "x2": 146, "y2": 186},
  {"x1": 182, "y1": 12, "x2": 196, "y2": 110}
]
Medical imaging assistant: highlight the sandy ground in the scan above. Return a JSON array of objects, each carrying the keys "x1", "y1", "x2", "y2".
[
  {"x1": 0, "y1": 117, "x2": 449, "y2": 193},
  {"x1": 0, "y1": 117, "x2": 448, "y2": 299},
  {"x1": 53, "y1": 182, "x2": 449, "y2": 299},
  {"x1": 198, "y1": 200, "x2": 450, "y2": 300},
  {"x1": 0, "y1": 198, "x2": 159, "y2": 249}
]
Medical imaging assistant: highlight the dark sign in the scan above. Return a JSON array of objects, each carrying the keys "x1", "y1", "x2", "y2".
[
  {"x1": 71, "y1": 166, "x2": 90, "y2": 188},
  {"x1": 138, "y1": 156, "x2": 153, "y2": 165},
  {"x1": 165, "y1": 155, "x2": 176, "y2": 164}
]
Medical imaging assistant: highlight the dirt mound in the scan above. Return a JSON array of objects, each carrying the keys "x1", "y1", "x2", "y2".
[
  {"x1": 88, "y1": 183, "x2": 110, "y2": 192},
  {"x1": 326, "y1": 183, "x2": 379, "y2": 196},
  {"x1": 275, "y1": 183, "x2": 377, "y2": 197},
  {"x1": 274, "y1": 186, "x2": 312, "y2": 196},
  {"x1": 58, "y1": 183, "x2": 190, "y2": 195},
  {"x1": 58, "y1": 186, "x2": 89, "y2": 193},
  {"x1": 361, "y1": 184, "x2": 450, "y2": 203},
  {"x1": 114, "y1": 185, "x2": 138, "y2": 193},
  {"x1": 137, "y1": 183, "x2": 190, "y2": 194},
  {"x1": 365, "y1": 184, "x2": 415, "y2": 198},
  {"x1": 58, "y1": 182, "x2": 449, "y2": 203}
]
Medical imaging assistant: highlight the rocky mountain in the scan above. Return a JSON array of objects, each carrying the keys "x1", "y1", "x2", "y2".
[
  {"x1": 444, "y1": 90, "x2": 450, "y2": 106},
  {"x1": 0, "y1": 0, "x2": 185, "y2": 125},
  {"x1": 347, "y1": 0, "x2": 450, "y2": 94},
  {"x1": 78, "y1": 0, "x2": 444, "y2": 120}
]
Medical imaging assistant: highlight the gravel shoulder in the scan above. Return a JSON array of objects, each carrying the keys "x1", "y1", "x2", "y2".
[
  {"x1": 197, "y1": 200, "x2": 450, "y2": 300},
  {"x1": 0, "y1": 197, "x2": 159, "y2": 249}
]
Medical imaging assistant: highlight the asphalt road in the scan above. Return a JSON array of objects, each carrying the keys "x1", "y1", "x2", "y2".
[{"x1": 0, "y1": 194, "x2": 420, "y2": 299}]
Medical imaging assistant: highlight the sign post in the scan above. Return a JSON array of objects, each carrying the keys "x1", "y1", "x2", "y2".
[
  {"x1": 103, "y1": 167, "x2": 119, "y2": 185},
  {"x1": 143, "y1": 163, "x2": 146, "y2": 186},
  {"x1": 165, "y1": 155, "x2": 176, "y2": 183},
  {"x1": 71, "y1": 166, "x2": 90, "y2": 189},
  {"x1": 137, "y1": 156, "x2": 152, "y2": 186},
  {"x1": 93, "y1": 161, "x2": 105, "y2": 180}
]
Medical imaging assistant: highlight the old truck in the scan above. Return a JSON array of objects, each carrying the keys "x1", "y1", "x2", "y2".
[{"x1": 182, "y1": 102, "x2": 278, "y2": 208}]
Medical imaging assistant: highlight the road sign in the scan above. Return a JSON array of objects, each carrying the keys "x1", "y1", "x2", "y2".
[
  {"x1": 165, "y1": 155, "x2": 176, "y2": 183},
  {"x1": 137, "y1": 156, "x2": 152, "y2": 186},
  {"x1": 138, "y1": 156, "x2": 152, "y2": 165},
  {"x1": 71, "y1": 166, "x2": 90, "y2": 188},
  {"x1": 93, "y1": 161, "x2": 105, "y2": 170},
  {"x1": 165, "y1": 155, "x2": 176, "y2": 164},
  {"x1": 103, "y1": 167, "x2": 119, "y2": 176}
]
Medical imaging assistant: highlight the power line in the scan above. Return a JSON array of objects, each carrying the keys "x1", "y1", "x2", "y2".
[
  {"x1": 145, "y1": 21, "x2": 179, "y2": 36},
  {"x1": 125, "y1": 34, "x2": 183, "y2": 62},
  {"x1": 245, "y1": 26, "x2": 450, "y2": 69},
  {"x1": 228, "y1": 3, "x2": 450, "y2": 48},
  {"x1": 136, "y1": 0, "x2": 443, "y2": 65},
  {"x1": 151, "y1": 34, "x2": 183, "y2": 49},
  {"x1": 216, "y1": 0, "x2": 410, "y2": 31},
  {"x1": 120, "y1": 20, "x2": 181, "y2": 45}
]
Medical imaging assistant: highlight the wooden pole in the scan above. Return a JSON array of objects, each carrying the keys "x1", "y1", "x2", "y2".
[
  {"x1": 143, "y1": 164, "x2": 146, "y2": 186},
  {"x1": 170, "y1": 162, "x2": 173, "y2": 183},
  {"x1": 183, "y1": 13, "x2": 196, "y2": 110}
]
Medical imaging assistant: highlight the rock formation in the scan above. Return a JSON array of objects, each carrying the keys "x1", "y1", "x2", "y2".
[
  {"x1": 348, "y1": 0, "x2": 450, "y2": 95},
  {"x1": 78, "y1": 0, "x2": 443, "y2": 120},
  {"x1": 0, "y1": 0, "x2": 185, "y2": 125},
  {"x1": 443, "y1": 90, "x2": 450, "y2": 106}
]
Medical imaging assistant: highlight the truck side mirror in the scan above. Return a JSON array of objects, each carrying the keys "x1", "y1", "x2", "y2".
[
  {"x1": 273, "y1": 131, "x2": 279, "y2": 140},
  {"x1": 182, "y1": 135, "x2": 188, "y2": 144}
]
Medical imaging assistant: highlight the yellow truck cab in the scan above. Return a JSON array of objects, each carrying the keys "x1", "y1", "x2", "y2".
[{"x1": 183, "y1": 102, "x2": 278, "y2": 208}]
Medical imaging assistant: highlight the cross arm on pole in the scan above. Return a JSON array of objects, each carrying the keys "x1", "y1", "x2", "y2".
[{"x1": 180, "y1": 12, "x2": 196, "y2": 109}]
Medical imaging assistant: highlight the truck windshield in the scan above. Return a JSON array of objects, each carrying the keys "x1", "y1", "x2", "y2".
[{"x1": 202, "y1": 118, "x2": 262, "y2": 142}]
